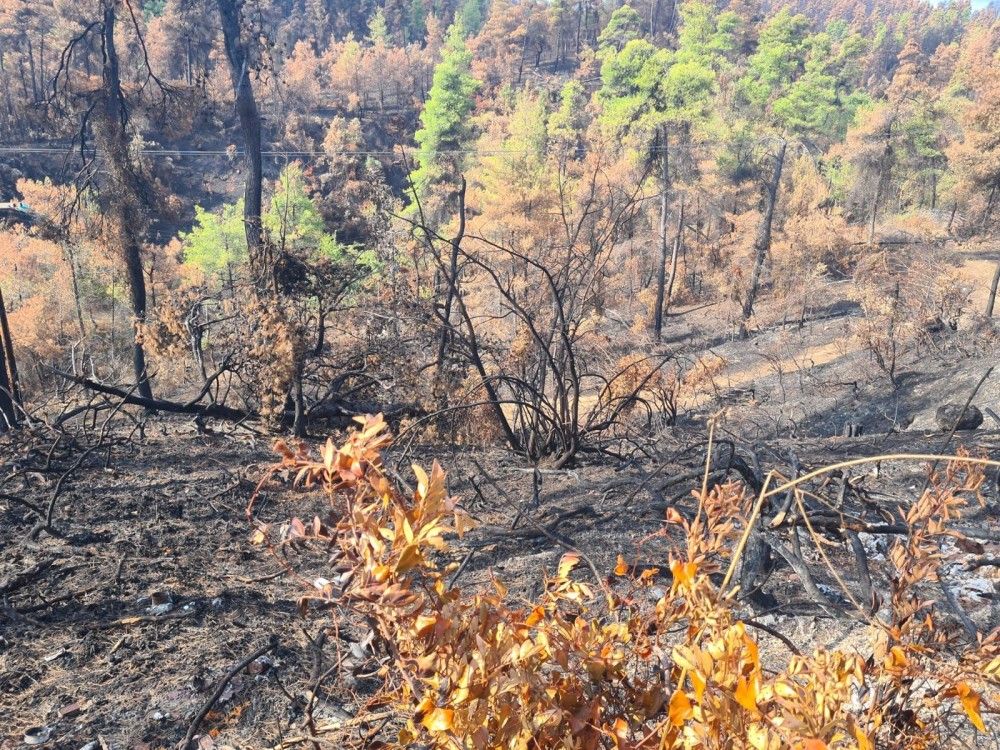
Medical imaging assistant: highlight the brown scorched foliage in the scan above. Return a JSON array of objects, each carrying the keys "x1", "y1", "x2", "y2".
[{"x1": 250, "y1": 416, "x2": 999, "y2": 749}]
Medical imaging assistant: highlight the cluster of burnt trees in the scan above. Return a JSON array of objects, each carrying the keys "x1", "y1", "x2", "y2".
[
  {"x1": 0, "y1": 0, "x2": 267, "y2": 427},
  {"x1": 3, "y1": 0, "x2": 999, "y2": 469}
]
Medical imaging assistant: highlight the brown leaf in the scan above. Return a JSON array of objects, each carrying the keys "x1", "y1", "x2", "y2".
[{"x1": 421, "y1": 707, "x2": 454, "y2": 732}]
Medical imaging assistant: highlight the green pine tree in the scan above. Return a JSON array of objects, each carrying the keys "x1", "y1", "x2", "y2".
[
  {"x1": 456, "y1": 0, "x2": 489, "y2": 37},
  {"x1": 412, "y1": 24, "x2": 480, "y2": 202},
  {"x1": 547, "y1": 79, "x2": 587, "y2": 157},
  {"x1": 368, "y1": 8, "x2": 390, "y2": 45},
  {"x1": 597, "y1": 4, "x2": 643, "y2": 55},
  {"x1": 265, "y1": 163, "x2": 342, "y2": 259},
  {"x1": 737, "y1": 8, "x2": 811, "y2": 111},
  {"x1": 181, "y1": 200, "x2": 248, "y2": 277},
  {"x1": 407, "y1": 0, "x2": 427, "y2": 43}
]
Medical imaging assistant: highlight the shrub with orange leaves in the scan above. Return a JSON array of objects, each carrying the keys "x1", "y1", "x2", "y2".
[
  {"x1": 252, "y1": 417, "x2": 998, "y2": 749},
  {"x1": 853, "y1": 249, "x2": 972, "y2": 386},
  {"x1": 598, "y1": 353, "x2": 680, "y2": 428},
  {"x1": 0, "y1": 229, "x2": 82, "y2": 362}
]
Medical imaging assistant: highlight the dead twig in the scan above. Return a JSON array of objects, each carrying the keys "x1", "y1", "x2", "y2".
[
  {"x1": 448, "y1": 547, "x2": 477, "y2": 587},
  {"x1": 743, "y1": 618, "x2": 801, "y2": 656},
  {"x1": 919, "y1": 365, "x2": 994, "y2": 498},
  {"x1": 267, "y1": 710, "x2": 395, "y2": 749},
  {"x1": 0, "y1": 491, "x2": 46, "y2": 520},
  {"x1": 14, "y1": 585, "x2": 98, "y2": 614},
  {"x1": 182, "y1": 636, "x2": 279, "y2": 750},
  {"x1": 93, "y1": 608, "x2": 197, "y2": 630},
  {"x1": 764, "y1": 454, "x2": 1000, "y2": 500},
  {"x1": 35, "y1": 440, "x2": 108, "y2": 538}
]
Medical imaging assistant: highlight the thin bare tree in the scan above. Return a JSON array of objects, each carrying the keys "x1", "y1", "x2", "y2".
[{"x1": 740, "y1": 140, "x2": 787, "y2": 339}]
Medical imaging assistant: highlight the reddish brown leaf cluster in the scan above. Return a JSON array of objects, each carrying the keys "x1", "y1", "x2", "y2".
[{"x1": 251, "y1": 416, "x2": 999, "y2": 749}]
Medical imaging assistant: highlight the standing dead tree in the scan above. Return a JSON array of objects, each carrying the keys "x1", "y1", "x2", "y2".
[
  {"x1": 215, "y1": 0, "x2": 269, "y2": 291},
  {"x1": 663, "y1": 195, "x2": 684, "y2": 322},
  {"x1": 0, "y1": 283, "x2": 20, "y2": 430},
  {"x1": 740, "y1": 140, "x2": 787, "y2": 339},
  {"x1": 91, "y1": 0, "x2": 155, "y2": 400},
  {"x1": 47, "y1": 0, "x2": 175, "y2": 401},
  {"x1": 435, "y1": 177, "x2": 467, "y2": 377},
  {"x1": 407, "y1": 159, "x2": 675, "y2": 466},
  {"x1": 652, "y1": 129, "x2": 670, "y2": 341},
  {"x1": 986, "y1": 260, "x2": 1000, "y2": 319}
]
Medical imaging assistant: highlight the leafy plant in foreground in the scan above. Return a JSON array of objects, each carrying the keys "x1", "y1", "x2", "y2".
[{"x1": 250, "y1": 416, "x2": 999, "y2": 749}]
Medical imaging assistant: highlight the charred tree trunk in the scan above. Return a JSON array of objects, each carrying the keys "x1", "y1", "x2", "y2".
[
  {"x1": 575, "y1": 1, "x2": 585, "y2": 55},
  {"x1": 0, "y1": 52, "x2": 16, "y2": 127},
  {"x1": 0, "y1": 285, "x2": 20, "y2": 430},
  {"x1": 16, "y1": 55, "x2": 30, "y2": 102},
  {"x1": 869, "y1": 122, "x2": 894, "y2": 247},
  {"x1": 94, "y1": 0, "x2": 154, "y2": 401},
  {"x1": 436, "y1": 177, "x2": 466, "y2": 375},
  {"x1": 986, "y1": 260, "x2": 1000, "y2": 319},
  {"x1": 216, "y1": 0, "x2": 266, "y2": 289},
  {"x1": 0, "y1": 285, "x2": 21, "y2": 410},
  {"x1": 664, "y1": 196, "x2": 684, "y2": 314},
  {"x1": 292, "y1": 363, "x2": 306, "y2": 438},
  {"x1": 983, "y1": 181, "x2": 998, "y2": 232},
  {"x1": 740, "y1": 140, "x2": 787, "y2": 339},
  {"x1": 665, "y1": 0, "x2": 678, "y2": 34},
  {"x1": 25, "y1": 38, "x2": 39, "y2": 104},
  {"x1": 0, "y1": 344, "x2": 14, "y2": 432},
  {"x1": 652, "y1": 130, "x2": 669, "y2": 341},
  {"x1": 62, "y1": 242, "x2": 88, "y2": 341}
]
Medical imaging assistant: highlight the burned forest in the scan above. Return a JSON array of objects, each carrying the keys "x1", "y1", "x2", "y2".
[{"x1": 2, "y1": 0, "x2": 1000, "y2": 747}]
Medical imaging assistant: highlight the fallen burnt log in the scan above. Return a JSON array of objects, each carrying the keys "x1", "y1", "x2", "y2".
[
  {"x1": 307, "y1": 397, "x2": 427, "y2": 428},
  {"x1": 643, "y1": 439, "x2": 999, "y2": 630},
  {"x1": 56, "y1": 370, "x2": 427, "y2": 432},
  {"x1": 55, "y1": 371, "x2": 251, "y2": 422}
]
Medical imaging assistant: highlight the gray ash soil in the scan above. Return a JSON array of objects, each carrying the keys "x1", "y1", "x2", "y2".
[
  {"x1": 2, "y1": 289, "x2": 1000, "y2": 747},
  {"x1": 2, "y1": 419, "x2": 998, "y2": 748}
]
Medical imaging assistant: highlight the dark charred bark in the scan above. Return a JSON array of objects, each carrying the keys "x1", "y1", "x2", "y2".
[
  {"x1": 0, "y1": 285, "x2": 20, "y2": 411},
  {"x1": 58, "y1": 371, "x2": 250, "y2": 422},
  {"x1": 0, "y1": 285, "x2": 19, "y2": 431},
  {"x1": 215, "y1": 0, "x2": 266, "y2": 288},
  {"x1": 664, "y1": 196, "x2": 684, "y2": 316},
  {"x1": 869, "y1": 121, "x2": 894, "y2": 246},
  {"x1": 0, "y1": 353, "x2": 14, "y2": 432},
  {"x1": 652, "y1": 130, "x2": 669, "y2": 341},
  {"x1": 94, "y1": 0, "x2": 154, "y2": 401},
  {"x1": 0, "y1": 52, "x2": 16, "y2": 127},
  {"x1": 292, "y1": 364, "x2": 306, "y2": 437},
  {"x1": 25, "y1": 38, "x2": 39, "y2": 104},
  {"x1": 983, "y1": 181, "x2": 998, "y2": 231},
  {"x1": 740, "y1": 140, "x2": 787, "y2": 339},
  {"x1": 436, "y1": 177, "x2": 466, "y2": 374},
  {"x1": 986, "y1": 260, "x2": 1000, "y2": 319}
]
